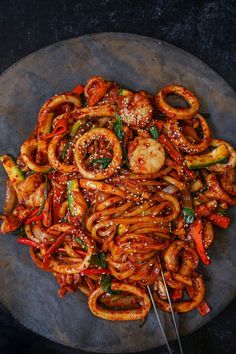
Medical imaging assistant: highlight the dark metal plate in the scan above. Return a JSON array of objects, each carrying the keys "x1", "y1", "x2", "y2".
[{"x1": 0, "y1": 33, "x2": 235, "y2": 353}]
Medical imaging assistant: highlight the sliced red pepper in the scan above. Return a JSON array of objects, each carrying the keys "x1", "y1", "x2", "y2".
[
  {"x1": 154, "y1": 120, "x2": 164, "y2": 133},
  {"x1": 45, "y1": 116, "x2": 68, "y2": 139},
  {"x1": 24, "y1": 208, "x2": 43, "y2": 225},
  {"x1": 17, "y1": 238, "x2": 39, "y2": 248},
  {"x1": 42, "y1": 233, "x2": 66, "y2": 269},
  {"x1": 80, "y1": 268, "x2": 111, "y2": 275},
  {"x1": 71, "y1": 84, "x2": 84, "y2": 95},
  {"x1": 42, "y1": 192, "x2": 53, "y2": 227},
  {"x1": 188, "y1": 219, "x2": 211, "y2": 265},
  {"x1": 158, "y1": 134, "x2": 195, "y2": 178},
  {"x1": 197, "y1": 300, "x2": 211, "y2": 316},
  {"x1": 183, "y1": 165, "x2": 196, "y2": 180},
  {"x1": 159, "y1": 134, "x2": 183, "y2": 164},
  {"x1": 172, "y1": 289, "x2": 183, "y2": 301},
  {"x1": 186, "y1": 286, "x2": 211, "y2": 316},
  {"x1": 208, "y1": 213, "x2": 230, "y2": 229}
]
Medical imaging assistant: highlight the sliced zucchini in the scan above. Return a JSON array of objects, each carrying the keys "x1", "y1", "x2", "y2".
[
  {"x1": 67, "y1": 179, "x2": 80, "y2": 216},
  {"x1": 0, "y1": 155, "x2": 25, "y2": 184},
  {"x1": 118, "y1": 89, "x2": 132, "y2": 97},
  {"x1": 185, "y1": 144, "x2": 229, "y2": 169}
]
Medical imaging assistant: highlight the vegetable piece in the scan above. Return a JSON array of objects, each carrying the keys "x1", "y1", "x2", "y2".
[
  {"x1": 183, "y1": 208, "x2": 194, "y2": 224},
  {"x1": 71, "y1": 84, "x2": 84, "y2": 95},
  {"x1": 185, "y1": 144, "x2": 229, "y2": 169},
  {"x1": 24, "y1": 207, "x2": 43, "y2": 225},
  {"x1": 100, "y1": 274, "x2": 120, "y2": 295},
  {"x1": 37, "y1": 175, "x2": 48, "y2": 216},
  {"x1": 75, "y1": 236, "x2": 88, "y2": 251},
  {"x1": 70, "y1": 120, "x2": 82, "y2": 137},
  {"x1": 91, "y1": 157, "x2": 112, "y2": 169},
  {"x1": 197, "y1": 301, "x2": 211, "y2": 316},
  {"x1": 67, "y1": 179, "x2": 87, "y2": 217},
  {"x1": 89, "y1": 252, "x2": 107, "y2": 268},
  {"x1": 42, "y1": 233, "x2": 66, "y2": 269},
  {"x1": 0, "y1": 155, "x2": 25, "y2": 184},
  {"x1": 45, "y1": 115, "x2": 68, "y2": 139},
  {"x1": 61, "y1": 139, "x2": 72, "y2": 160},
  {"x1": 118, "y1": 89, "x2": 132, "y2": 96},
  {"x1": 182, "y1": 191, "x2": 194, "y2": 224},
  {"x1": 17, "y1": 238, "x2": 39, "y2": 248},
  {"x1": 149, "y1": 126, "x2": 159, "y2": 139},
  {"x1": 208, "y1": 213, "x2": 230, "y2": 229},
  {"x1": 158, "y1": 134, "x2": 183, "y2": 164},
  {"x1": 4, "y1": 180, "x2": 18, "y2": 215},
  {"x1": 188, "y1": 219, "x2": 211, "y2": 265},
  {"x1": 172, "y1": 289, "x2": 183, "y2": 301},
  {"x1": 113, "y1": 113, "x2": 124, "y2": 141},
  {"x1": 81, "y1": 268, "x2": 111, "y2": 275}
]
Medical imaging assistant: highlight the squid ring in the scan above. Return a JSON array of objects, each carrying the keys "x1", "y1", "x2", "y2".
[
  {"x1": 48, "y1": 134, "x2": 78, "y2": 173},
  {"x1": 88, "y1": 282, "x2": 151, "y2": 320},
  {"x1": 38, "y1": 93, "x2": 82, "y2": 137},
  {"x1": 74, "y1": 128, "x2": 122, "y2": 180},
  {"x1": 164, "y1": 240, "x2": 199, "y2": 272},
  {"x1": 153, "y1": 273, "x2": 205, "y2": 312},
  {"x1": 165, "y1": 114, "x2": 211, "y2": 154},
  {"x1": 155, "y1": 85, "x2": 199, "y2": 120},
  {"x1": 20, "y1": 139, "x2": 51, "y2": 172}
]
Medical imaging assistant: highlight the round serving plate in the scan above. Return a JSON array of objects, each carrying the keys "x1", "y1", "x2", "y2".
[{"x1": 0, "y1": 33, "x2": 235, "y2": 353}]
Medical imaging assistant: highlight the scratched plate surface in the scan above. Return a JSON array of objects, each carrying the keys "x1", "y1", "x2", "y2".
[{"x1": 0, "y1": 33, "x2": 235, "y2": 353}]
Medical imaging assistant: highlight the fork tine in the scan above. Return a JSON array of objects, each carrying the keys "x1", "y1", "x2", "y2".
[
  {"x1": 158, "y1": 255, "x2": 184, "y2": 354},
  {"x1": 147, "y1": 285, "x2": 173, "y2": 354}
]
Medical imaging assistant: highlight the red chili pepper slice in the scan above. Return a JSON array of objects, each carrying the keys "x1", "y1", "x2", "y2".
[
  {"x1": 186, "y1": 286, "x2": 211, "y2": 316},
  {"x1": 154, "y1": 120, "x2": 164, "y2": 133},
  {"x1": 81, "y1": 268, "x2": 111, "y2": 275},
  {"x1": 24, "y1": 208, "x2": 43, "y2": 225},
  {"x1": 17, "y1": 238, "x2": 39, "y2": 248},
  {"x1": 45, "y1": 116, "x2": 68, "y2": 139},
  {"x1": 208, "y1": 213, "x2": 230, "y2": 229},
  {"x1": 159, "y1": 134, "x2": 183, "y2": 164},
  {"x1": 171, "y1": 289, "x2": 183, "y2": 301},
  {"x1": 42, "y1": 233, "x2": 66, "y2": 269},
  {"x1": 188, "y1": 219, "x2": 211, "y2": 265},
  {"x1": 71, "y1": 84, "x2": 84, "y2": 95},
  {"x1": 197, "y1": 300, "x2": 211, "y2": 316}
]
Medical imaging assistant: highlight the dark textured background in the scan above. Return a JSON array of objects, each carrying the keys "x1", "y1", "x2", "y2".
[{"x1": 0, "y1": 0, "x2": 235, "y2": 353}]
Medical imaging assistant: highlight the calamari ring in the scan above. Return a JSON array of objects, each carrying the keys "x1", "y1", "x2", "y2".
[
  {"x1": 164, "y1": 240, "x2": 199, "y2": 272},
  {"x1": 207, "y1": 139, "x2": 236, "y2": 172},
  {"x1": 48, "y1": 134, "x2": 78, "y2": 173},
  {"x1": 38, "y1": 93, "x2": 82, "y2": 137},
  {"x1": 20, "y1": 139, "x2": 51, "y2": 172},
  {"x1": 165, "y1": 114, "x2": 211, "y2": 154},
  {"x1": 153, "y1": 273, "x2": 205, "y2": 312},
  {"x1": 74, "y1": 128, "x2": 122, "y2": 180},
  {"x1": 155, "y1": 85, "x2": 199, "y2": 120},
  {"x1": 88, "y1": 282, "x2": 151, "y2": 320}
]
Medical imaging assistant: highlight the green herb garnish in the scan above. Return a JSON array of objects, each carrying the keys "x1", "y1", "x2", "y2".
[
  {"x1": 114, "y1": 113, "x2": 124, "y2": 141},
  {"x1": 91, "y1": 157, "x2": 112, "y2": 169},
  {"x1": 75, "y1": 237, "x2": 88, "y2": 250},
  {"x1": 183, "y1": 207, "x2": 194, "y2": 224},
  {"x1": 149, "y1": 126, "x2": 159, "y2": 139},
  {"x1": 89, "y1": 252, "x2": 107, "y2": 268},
  {"x1": 100, "y1": 274, "x2": 120, "y2": 295}
]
